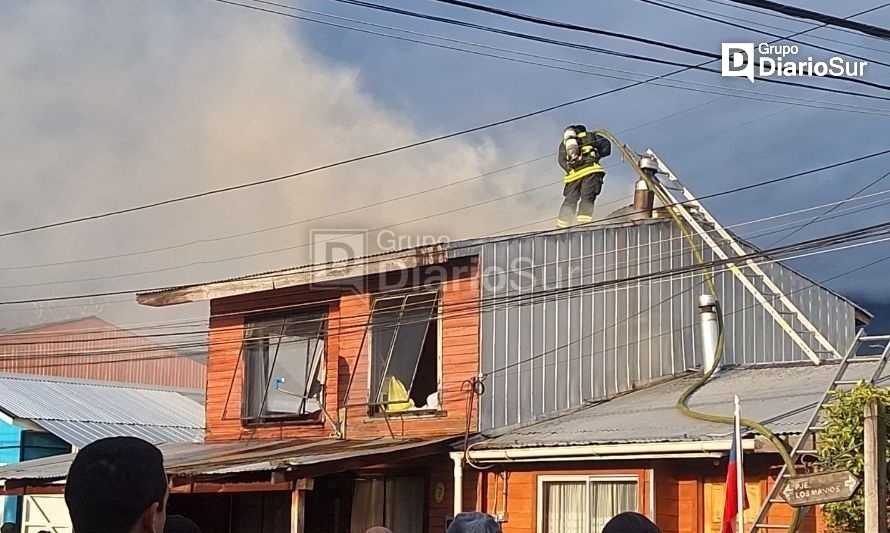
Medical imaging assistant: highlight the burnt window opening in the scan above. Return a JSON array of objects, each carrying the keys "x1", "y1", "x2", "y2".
[
  {"x1": 370, "y1": 291, "x2": 440, "y2": 415},
  {"x1": 242, "y1": 309, "x2": 327, "y2": 422}
]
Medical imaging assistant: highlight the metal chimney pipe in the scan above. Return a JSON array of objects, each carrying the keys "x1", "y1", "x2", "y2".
[
  {"x1": 698, "y1": 294, "x2": 722, "y2": 373},
  {"x1": 634, "y1": 155, "x2": 658, "y2": 218},
  {"x1": 632, "y1": 179, "x2": 654, "y2": 217}
]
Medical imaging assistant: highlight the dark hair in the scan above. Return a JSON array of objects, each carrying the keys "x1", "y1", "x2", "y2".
[
  {"x1": 165, "y1": 515, "x2": 201, "y2": 533},
  {"x1": 447, "y1": 512, "x2": 501, "y2": 533},
  {"x1": 65, "y1": 437, "x2": 168, "y2": 533},
  {"x1": 602, "y1": 512, "x2": 661, "y2": 533}
]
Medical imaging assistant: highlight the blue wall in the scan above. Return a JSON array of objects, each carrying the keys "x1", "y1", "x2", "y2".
[
  {"x1": 0, "y1": 421, "x2": 70, "y2": 524},
  {"x1": 0, "y1": 421, "x2": 23, "y2": 524}
]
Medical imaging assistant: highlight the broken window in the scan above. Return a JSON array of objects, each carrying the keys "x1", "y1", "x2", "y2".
[
  {"x1": 242, "y1": 309, "x2": 327, "y2": 421},
  {"x1": 369, "y1": 291, "x2": 440, "y2": 414}
]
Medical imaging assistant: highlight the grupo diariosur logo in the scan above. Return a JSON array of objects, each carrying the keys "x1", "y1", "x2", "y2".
[{"x1": 721, "y1": 42, "x2": 868, "y2": 83}]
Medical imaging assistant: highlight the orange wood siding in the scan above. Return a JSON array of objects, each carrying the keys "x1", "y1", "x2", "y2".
[
  {"x1": 204, "y1": 258, "x2": 480, "y2": 442},
  {"x1": 473, "y1": 465, "x2": 651, "y2": 533},
  {"x1": 461, "y1": 458, "x2": 828, "y2": 533},
  {"x1": 428, "y1": 461, "x2": 480, "y2": 533}
]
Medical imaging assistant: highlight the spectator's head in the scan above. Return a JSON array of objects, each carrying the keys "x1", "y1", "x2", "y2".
[
  {"x1": 447, "y1": 512, "x2": 501, "y2": 533},
  {"x1": 65, "y1": 437, "x2": 168, "y2": 533},
  {"x1": 364, "y1": 528, "x2": 393, "y2": 533},
  {"x1": 164, "y1": 515, "x2": 201, "y2": 533},
  {"x1": 602, "y1": 512, "x2": 661, "y2": 533},
  {"x1": 1, "y1": 523, "x2": 18, "y2": 533}
]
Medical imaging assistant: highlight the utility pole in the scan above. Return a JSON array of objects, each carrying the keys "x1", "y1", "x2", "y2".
[{"x1": 864, "y1": 397, "x2": 887, "y2": 533}]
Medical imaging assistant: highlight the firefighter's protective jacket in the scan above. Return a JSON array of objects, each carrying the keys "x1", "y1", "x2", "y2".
[{"x1": 558, "y1": 131, "x2": 611, "y2": 183}]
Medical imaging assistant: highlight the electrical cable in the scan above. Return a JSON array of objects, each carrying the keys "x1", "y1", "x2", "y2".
[
  {"x1": 219, "y1": 0, "x2": 890, "y2": 117},
  {"x1": 766, "y1": 170, "x2": 890, "y2": 247},
  {"x1": 719, "y1": 0, "x2": 890, "y2": 39},
  {"x1": 5, "y1": 230, "x2": 890, "y2": 373},
  {"x1": 2, "y1": 143, "x2": 888, "y2": 306},
  {"x1": 321, "y1": 0, "x2": 890, "y2": 97},
  {"x1": 638, "y1": 0, "x2": 890, "y2": 69},
  {"x1": 2, "y1": 3, "x2": 888, "y2": 247},
  {"x1": 657, "y1": 0, "x2": 890, "y2": 55},
  {"x1": 3, "y1": 220, "x2": 890, "y2": 361}
]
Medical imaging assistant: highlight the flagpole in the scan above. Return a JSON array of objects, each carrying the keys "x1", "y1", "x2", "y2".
[{"x1": 735, "y1": 395, "x2": 745, "y2": 533}]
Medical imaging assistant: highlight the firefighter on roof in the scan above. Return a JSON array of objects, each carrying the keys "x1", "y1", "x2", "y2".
[{"x1": 557, "y1": 125, "x2": 611, "y2": 227}]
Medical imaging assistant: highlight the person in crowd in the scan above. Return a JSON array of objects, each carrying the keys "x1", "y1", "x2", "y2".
[
  {"x1": 447, "y1": 512, "x2": 501, "y2": 533},
  {"x1": 164, "y1": 516, "x2": 201, "y2": 533},
  {"x1": 364, "y1": 528, "x2": 393, "y2": 533},
  {"x1": 602, "y1": 511, "x2": 661, "y2": 533},
  {"x1": 65, "y1": 436, "x2": 168, "y2": 533}
]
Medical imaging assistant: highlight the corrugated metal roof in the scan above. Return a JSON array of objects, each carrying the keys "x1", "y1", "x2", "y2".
[
  {"x1": 0, "y1": 437, "x2": 455, "y2": 482},
  {"x1": 0, "y1": 373, "x2": 204, "y2": 447},
  {"x1": 475, "y1": 361, "x2": 888, "y2": 448}
]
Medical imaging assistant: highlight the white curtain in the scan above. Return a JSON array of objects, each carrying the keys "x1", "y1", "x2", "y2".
[
  {"x1": 543, "y1": 481, "x2": 586, "y2": 533},
  {"x1": 385, "y1": 477, "x2": 425, "y2": 533},
  {"x1": 589, "y1": 481, "x2": 637, "y2": 532},
  {"x1": 350, "y1": 479, "x2": 384, "y2": 532}
]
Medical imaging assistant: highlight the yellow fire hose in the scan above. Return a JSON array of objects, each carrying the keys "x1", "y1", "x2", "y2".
[{"x1": 594, "y1": 130, "x2": 802, "y2": 532}]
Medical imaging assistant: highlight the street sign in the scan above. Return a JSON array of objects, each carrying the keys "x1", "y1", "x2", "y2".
[{"x1": 780, "y1": 470, "x2": 861, "y2": 508}]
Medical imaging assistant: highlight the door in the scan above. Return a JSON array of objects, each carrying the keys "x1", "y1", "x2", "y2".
[
  {"x1": 704, "y1": 478, "x2": 762, "y2": 533},
  {"x1": 20, "y1": 495, "x2": 72, "y2": 533}
]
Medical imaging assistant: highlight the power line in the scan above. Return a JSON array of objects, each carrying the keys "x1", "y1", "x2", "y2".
[
  {"x1": 3, "y1": 226, "x2": 889, "y2": 368},
  {"x1": 658, "y1": 0, "x2": 890, "y2": 56},
  {"x1": 0, "y1": 143, "x2": 890, "y2": 306},
  {"x1": 3, "y1": 145, "x2": 888, "y2": 305},
  {"x1": 766, "y1": 170, "x2": 890, "y2": 246},
  {"x1": 2, "y1": 184, "x2": 884, "y2": 345},
  {"x1": 240, "y1": 0, "x2": 890, "y2": 115},
  {"x1": 719, "y1": 0, "x2": 890, "y2": 39},
  {"x1": 638, "y1": 0, "x2": 890, "y2": 68},
  {"x1": 322, "y1": 0, "x2": 890, "y2": 96},
  {"x1": 1, "y1": 3, "x2": 887, "y2": 245}
]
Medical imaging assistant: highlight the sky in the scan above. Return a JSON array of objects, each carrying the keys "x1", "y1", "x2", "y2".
[{"x1": 0, "y1": 0, "x2": 889, "y2": 334}]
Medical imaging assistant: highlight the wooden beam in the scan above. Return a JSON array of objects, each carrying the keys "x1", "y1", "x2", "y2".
[
  {"x1": 170, "y1": 481, "x2": 294, "y2": 494},
  {"x1": 277, "y1": 440, "x2": 449, "y2": 480},
  {"x1": 0, "y1": 483, "x2": 65, "y2": 496},
  {"x1": 291, "y1": 485, "x2": 307, "y2": 533},
  {"x1": 137, "y1": 246, "x2": 448, "y2": 307}
]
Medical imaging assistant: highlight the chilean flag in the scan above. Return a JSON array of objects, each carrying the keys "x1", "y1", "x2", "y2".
[{"x1": 722, "y1": 397, "x2": 749, "y2": 533}]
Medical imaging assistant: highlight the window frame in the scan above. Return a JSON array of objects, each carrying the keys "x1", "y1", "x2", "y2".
[
  {"x1": 367, "y1": 288, "x2": 443, "y2": 416},
  {"x1": 241, "y1": 306, "x2": 329, "y2": 424},
  {"x1": 536, "y1": 474, "x2": 641, "y2": 533}
]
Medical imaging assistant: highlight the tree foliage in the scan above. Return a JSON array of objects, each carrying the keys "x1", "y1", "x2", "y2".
[{"x1": 816, "y1": 382, "x2": 890, "y2": 532}]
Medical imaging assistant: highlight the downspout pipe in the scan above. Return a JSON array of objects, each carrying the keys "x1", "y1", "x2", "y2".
[
  {"x1": 451, "y1": 453, "x2": 463, "y2": 517},
  {"x1": 699, "y1": 294, "x2": 722, "y2": 373}
]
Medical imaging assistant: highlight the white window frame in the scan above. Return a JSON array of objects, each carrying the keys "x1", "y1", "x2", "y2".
[
  {"x1": 536, "y1": 474, "x2": 640, "y2": 533},
  {"x1": 367, "y1": 289, "x2": 443, "y2": 414}
]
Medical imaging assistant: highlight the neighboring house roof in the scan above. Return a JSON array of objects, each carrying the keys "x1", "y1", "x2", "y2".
[
  {"x1": 474, "y1": 361, "x2": 888, "y2": 449},
  {"x1": 0, "y1": 436, "x2": 455, "y2": 484},
  {"x1": 0, "y1": 316, "x2": 207, "y2": 389},
  {"x1": 0, "y1": 373, "x2": 205, "y2": 448}
]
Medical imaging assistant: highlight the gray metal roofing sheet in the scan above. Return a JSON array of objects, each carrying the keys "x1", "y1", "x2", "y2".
[
  {"x1": 0, "y1": 437, "x2": 455, "y2": 482},
  {"x1": 0, "y1": 374, "x2": 204, "y2": 447},
  {"x1": 476, "y1": 361, "x2": 888, "y2": 448}
]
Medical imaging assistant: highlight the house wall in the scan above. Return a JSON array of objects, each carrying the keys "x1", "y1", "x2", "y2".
[
  {"x1": 467, "y1": 456, "x2": 826, "y2": 533},
  {"x1": 204, "y1": 258, "x2": 480, "y2": 442},
  {"x1": 455, "y1": 221, "x2": 859, "y2": 429},
  {"x1": 0, "y1": 317, "x2": 206, "y2": 389}
]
